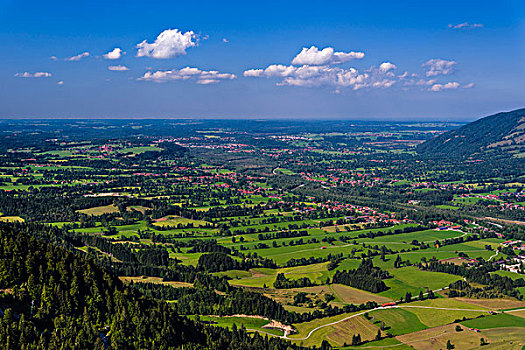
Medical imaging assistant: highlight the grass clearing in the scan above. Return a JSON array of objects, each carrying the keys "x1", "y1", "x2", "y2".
[
  {"x1": 152, "y1": 215, "x2": 211, "y2": 228},
  {"x1": 77, "y1": 204, "x2": 120, "y2": 215},
  {"x1": 119, "y1": 276, "x2": 193, "y2": 288},
  {"x1": 190, "y1": 315, "x2": 283, "y2": 336},
  {"x1": 0, "y1": 216, "x2": 25, "y2": 222}
]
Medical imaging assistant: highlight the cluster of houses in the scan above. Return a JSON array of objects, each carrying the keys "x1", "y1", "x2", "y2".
[{"x1": 431, "y1": 220, "x2": 462, "y2": 231}]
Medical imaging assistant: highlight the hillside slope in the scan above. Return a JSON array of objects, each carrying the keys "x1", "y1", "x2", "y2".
[
  {"x1": 417, "y1": 108, "x2": 525, "y2": 158},
  {"x1": 0, "y1": 223, "x2": 307, "y2": 350}
]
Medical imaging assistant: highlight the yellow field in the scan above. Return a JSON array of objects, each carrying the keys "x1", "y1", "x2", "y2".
[
  {"x1": 455, "y1": 297, "x2": 525, "y2": 310},
  {"x1": 329, "y1": 284, "x2": 392, "y2": 304},
  {"x1": 77, "y1": 204, "x2": 120, "y2": 215},
  {"x1": 396, "y1": 323, "x2": 482, "y2": 350},
  {"x1": 480, "y1": 327, "x2": 525, "y2": 349},
  {"x1": 508, "y1": 309, "x2": 525, "y2": 318},
  {"x1": 152, "y1": 215, "x2": 210, "y2": 228},
  {"x1": 0, "y1": 216, "x2": 24, "y2": 222},
  {"x1": 288, "y1": 312, "x2": 379, "y2": 347},
  {"x1": 119, "y1": 276, "x2": 193, "y2": 288}
]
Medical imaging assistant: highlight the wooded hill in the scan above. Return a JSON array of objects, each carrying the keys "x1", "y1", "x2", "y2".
[
  {"x1": 0, "y1": 223, "x2": 309, "y2": 350},
  {"x1": 417, "y1": 108, "x2": 525, "y2": 158}
]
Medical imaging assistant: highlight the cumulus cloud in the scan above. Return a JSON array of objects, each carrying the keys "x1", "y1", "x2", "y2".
[
  {"x1": 14, "y1": 72, "x2": 52, "y2": 78},
  {"x1": 422, "y1": 59, "x2": 457, "y2": 77},
  {"x1": 245, "y1": 46, "x2": 472, "y2": 92},
  {"x1": 139, "y1": 67, "x2": 236, "y2": 84},
  {"x1": 103, "y1": 48, "x2": 124, "y2": 59},
  {"x1": 448, "y1": 22, "x2": 483, "y2": 29},
  {"x1": 463, "y1": 82, "x2": 475, "y2": 89},
  {"x1": 379, "y1": 62, "x2": 397, "y2": 73},
  {"x1": 57, "y1": 81, "x2": 64, "y2": 85},
  {"x1": 108, "y1": 65, "x2": 129, "y2": 71},
  {"x1": 66, "y1": 52, "x2": 90, "y2": 61},
  {"x1": 244, "y1": 63, "x2": 397, "y2": 90},
  {"x1": 137, "y1": 29, "x2": 197, "y2": 59},
  {"x1": 291, "y1": 46, "x2": 364, "y2": 65},
  {"x1": 430, "y1": 82, "x2": 460, "y2": 91}
]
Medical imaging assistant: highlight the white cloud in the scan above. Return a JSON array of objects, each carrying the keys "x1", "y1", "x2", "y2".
[
  {"x1": 57, "y1": 81, "x2": 64, "y2": 85},
  {"x1": 139, "y1": 67, "x2": 236, "y2": 84},
  {"x1": 422, "y1": 59, "x2": 457, "y2": 77},
  {"x1": 379, "y1": 62, "x2": 397, "y2": 73},
  {"x1": 14, "y1": 72, "x2": 52, "y2": 78},
  {"x1": 108, "y1": 65, "x2": 129, "y2": 71},
  {"x1": 430, "y1": 81, "x2": 460, "y2": 91},
  {"x1": 291, "y1": 46, "x2": 364, "y2": 65},
  {"x1": 244, "y1": 47, "x2": 474, "y2": 92},
  {"x1": 50, "y1": 56, "x2": 58, "y2": 61},
  {"x1": 197, "y1": 79, "x2": 220, "y2": 85},
  {"x1": 103, "y1": 48, "x2": 124, "y2": 59},
  {"x1": 448, "y1": 22, "x2": 483, "y2": 29},
  {"x1": 222, "y1": 38, "x2": 229, "y2": 43},
  {"x1": 244, "y1": 69, "x2": 265, "y2": 77},
  {"x1": 463, "y1": 82, "x2": 475, "y2": 89},
  {"x1": 244, "y1": 63, "x2": 397, "y2": 90},
  {"x1": 66, "y1": 52, "x2": 90, "y2": 61},
  {"x1": 416, "y1": 79, "x2": 437, "y2": 86},
  {"x1": 137, "y1": 29, "x2": 197, "y2": 59}
]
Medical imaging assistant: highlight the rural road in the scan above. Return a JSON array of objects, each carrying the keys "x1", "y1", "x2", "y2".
[{"x1": 487, "y1": 250, "x2": 499, "y2": 261}]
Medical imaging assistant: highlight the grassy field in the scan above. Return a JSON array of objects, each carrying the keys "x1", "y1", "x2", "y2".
[
  {"x1": 461, "y1": 313, "x2": 525, "y2": 329},
  {"x1": 339, "y1": 337, "x2": 413, "y2": 349},
  {"x1": 370, "y1": 307, "x2": 427, "y2": 336},
  {"x1": 326, "y1": 284, "x2": 392, "y2": 305},
  {"x1": 119, "y1": 146, "x2": 162, "y2": 154},
  {"x1": 401, "y1": 308, "x2": 488, "y2": 328},
  {"x1": 127, "y1": 205, "x2": 150, "y2": 213},
  {"x1": 479, "y1": 327, "x2": 525, "y2": 350},
  {"x1": 119, "y1": 276, "x2": 193, "y2": 288},
  {"x1": 379, "y1": 266, "x2": 462, "y2": 300},
  {"x1": 294, "y1": 315, "x2": 379, "y2": 347},
  {"x1": 189, "y1": 315, "x2": 283, "y2": 336},
  {"x1": 228, "y1": 263, "x2": 331, "y2": 288},
  {"x1": 287, "y1": 312, "x2": 379, "y2": 347},
  {"x1": 77, "y1": 204, "x2": 120, "y2": 215},
  {"x1": 454, "y1": 297, "x2": 525, "y2": 310},
  {"x1": 152, "y1": 215, "x2": 210, "y2": 228}
]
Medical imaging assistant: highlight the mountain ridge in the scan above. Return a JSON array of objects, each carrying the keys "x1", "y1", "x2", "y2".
[{"x1": 417, "y1": 108, "x2": 525, "y2": 158}]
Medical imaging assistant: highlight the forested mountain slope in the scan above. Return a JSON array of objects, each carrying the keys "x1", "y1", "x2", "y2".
[
  {"x1": 0, "y1": 223, "x2": 308, "y2": 350},
  {"x1": 417, "y1": 108, "x2": 525, "y2": 158}
]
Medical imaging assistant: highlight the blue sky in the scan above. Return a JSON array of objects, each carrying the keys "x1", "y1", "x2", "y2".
[{"x1": 0, "y1": 0, "x2": 523, "y2": 120}]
